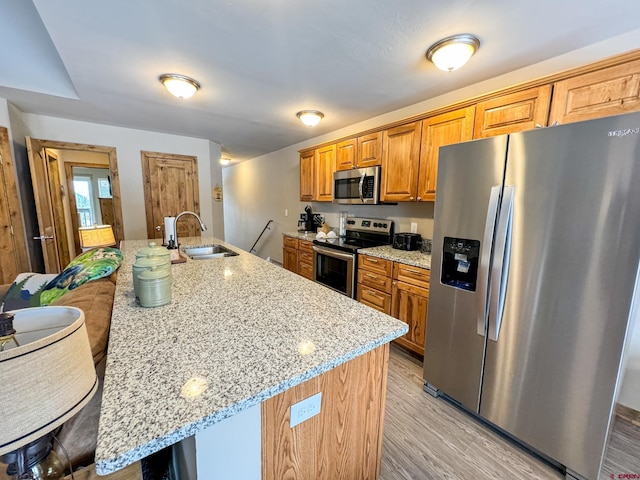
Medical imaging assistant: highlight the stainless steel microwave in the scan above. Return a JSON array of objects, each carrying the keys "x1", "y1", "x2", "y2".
[{"x1": 333, "y1": 166, "x2": 382, "y2": 204}]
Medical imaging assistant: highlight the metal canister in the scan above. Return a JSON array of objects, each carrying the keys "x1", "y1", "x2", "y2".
[{"x1": 137, "y1": 267, "x2": 172, "y2": 308}]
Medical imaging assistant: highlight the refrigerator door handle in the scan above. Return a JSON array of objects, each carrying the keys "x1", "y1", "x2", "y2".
[
  {"x1": 477, "y1": 185, "x2": 502, "y2": 336},
  {"x1": 488, "y1": 185, "x2": 514, "y2": 342}
]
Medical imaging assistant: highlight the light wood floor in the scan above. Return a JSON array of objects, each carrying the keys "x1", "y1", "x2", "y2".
[{"x1": 380, "y1": 345, "x2": 640, "y2": 480}]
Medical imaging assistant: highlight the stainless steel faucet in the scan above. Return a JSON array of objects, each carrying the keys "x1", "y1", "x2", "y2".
[{"x1": 173, "y1": 211, "x2": 207, "y2": 248}]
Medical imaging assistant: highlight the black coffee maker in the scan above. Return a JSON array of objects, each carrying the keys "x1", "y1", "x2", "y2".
[{"x1": 299, "y1": 205, "x2": 315, "y2": 232}]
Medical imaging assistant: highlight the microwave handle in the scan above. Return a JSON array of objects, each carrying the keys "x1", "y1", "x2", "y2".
[{"x1": 358, "y1": 171, "x2": 365, "y2": 203}]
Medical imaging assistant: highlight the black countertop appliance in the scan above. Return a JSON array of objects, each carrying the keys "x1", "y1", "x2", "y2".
[{"x1": 393, "y1": 232, "x2": 421, "y2": 251}]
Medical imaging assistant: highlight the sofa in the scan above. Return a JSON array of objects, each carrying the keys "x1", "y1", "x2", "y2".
[{"x1": 0, "y1": 272, "x2": 116, "y2": 472}]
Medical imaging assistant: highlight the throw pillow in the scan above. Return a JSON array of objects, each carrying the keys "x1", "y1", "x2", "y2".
[
  {"x1": 1, "y1": 272, "x2": 58, "y2": 311},
  {"x1": 40, "y1": 247, "x2": 123, "y2": 306}
]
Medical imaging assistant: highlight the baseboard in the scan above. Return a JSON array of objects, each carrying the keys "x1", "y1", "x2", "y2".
[{"x1": 615, "y1": 403, "x2": 640, "y2": 428}]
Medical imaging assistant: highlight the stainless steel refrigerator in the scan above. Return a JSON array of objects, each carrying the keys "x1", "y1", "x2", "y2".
[{"x1": 423, "y1": 111, "x2": 640, "y2": 480}]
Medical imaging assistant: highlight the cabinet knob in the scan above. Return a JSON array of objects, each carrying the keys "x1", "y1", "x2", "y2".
[
  {"x1": 410, "y1": 196, "x2": 414, "y2": 200},
  {"x1": 417, "y1": 197, "x2": 422, "y2": 201}
]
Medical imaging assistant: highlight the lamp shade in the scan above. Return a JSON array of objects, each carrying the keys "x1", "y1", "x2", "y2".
[
  {"x1": 0, "y1": 307, "x2": 98, "y2": 456},
  {"x1": 426, "y1": 34, "x2": 480, "y2": 72},
  {"x1": 79, "y1": 224, "x2": 116, "y2": 249}
]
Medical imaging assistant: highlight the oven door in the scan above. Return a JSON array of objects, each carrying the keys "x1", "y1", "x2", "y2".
[{"x1": 313, "y1": 245, "x2": 356, "y2": 298}]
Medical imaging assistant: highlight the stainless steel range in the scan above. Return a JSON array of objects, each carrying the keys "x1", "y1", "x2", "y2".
[{"x1": 313, "y1": 217, "x2": 393, "y2": 298}]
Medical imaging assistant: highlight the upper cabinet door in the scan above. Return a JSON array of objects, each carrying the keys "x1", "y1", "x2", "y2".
[
  {"x1": 299, "y1": 150, "x2": 315, "y2": 201},
  {"x1": 336, "y1": 139, "x2": 357, "y2": 171},
  {"x1": 381, "y1": 122, "x2": 422, "y2": 202},
  {"x1": 473, "y1": 85, "x2": 552, "y2": 138},
  {"x1": 418, "y1": 106, "x2": 475, "y2": 202},
  {"x1": 549, "y1": 59, "x2": 640, "y2": 125},
  {"x1": 357, "y1": 132, "x2": 383, "y2": 168},
  {"x1": 315, "y1": 144, "x2": 336, "y2": 202}
]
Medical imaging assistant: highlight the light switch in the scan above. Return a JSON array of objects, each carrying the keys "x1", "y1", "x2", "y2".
[
  {"x1": 290, "y1": 392, "x2": 322, "y2": 428},
  {"x1": 410, "y1": 222, "x2": 418, "y2": 233}
]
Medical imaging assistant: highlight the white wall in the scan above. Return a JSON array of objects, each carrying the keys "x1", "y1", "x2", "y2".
[{"x1": 20, "y1": 113, "x2": 224, "y2": 241}]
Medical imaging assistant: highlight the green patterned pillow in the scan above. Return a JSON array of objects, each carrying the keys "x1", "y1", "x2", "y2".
[
  {"x1": 40, "y1": 247, "x2": 123, "y2": 306},
  {"x1": 1, "y1": 273, "x2": 57, "y2": 311}
]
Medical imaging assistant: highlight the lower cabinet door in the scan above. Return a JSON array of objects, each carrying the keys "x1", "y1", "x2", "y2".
[
  {"x1": 391, "y1": 280, "x2": 428, "y2": 356},
  {"x1": 283, "y1": 247, "x2": 298, "y2": 273}
]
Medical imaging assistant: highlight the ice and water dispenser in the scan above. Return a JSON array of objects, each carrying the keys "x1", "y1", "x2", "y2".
[{"x1": 441, "y1": 237, "x2": 480, "y2": 292}]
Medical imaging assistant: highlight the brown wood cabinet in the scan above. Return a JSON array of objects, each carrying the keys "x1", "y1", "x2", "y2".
[
  {"x1": 357, "y1": 254, "x2": 429, "y2": 356},
  {"x1": 357, "y1": 256, "x2": 393, "y2": 315},
  {"x1": 315, "y1": 144, "x2": 336, "y2": 202},
  {"x1": 297, "y1": 239, "x2": 314, "y2": 280},
  {"x1": 418, "y1": 106, "x2": 475, "y2": 202},
  {"x1": 380, "y1": 122, "x2": 422, "y2": 202},
  {"x1": 283, "y1": 236, "x2": 299, "y2": 274},
  {"x1": 357, "y1": 131, "x2": 383, "y2": 168},
  {"x1": 299, "y1": 150, "x2": 315, "y2": 201},
  {"x1": 549, "y1": 58, "x2": 640, "y2": 125},
  {"x1": 336, "y1": 138, "x2": 357, "y2": 171},
  {"x1": 473, "y1": 85, "x2": 552, "y2": 138},
  {"x1": 391, "y1": 263, "x2": 430, "y2": 357},
  {"x1": 300, "y1": 51, "x2": 640, "y2": 205},
  {"x1": 283, "y1": 235, "x2": 315, "y2": 279}
]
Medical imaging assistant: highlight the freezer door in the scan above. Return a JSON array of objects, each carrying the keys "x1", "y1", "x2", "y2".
[
  {"x1": 480, "y1": 113, "x2": 640, "y2": 480},
  {"x1": 423, "y1": 135, "x2": 507, "y2": 412}
]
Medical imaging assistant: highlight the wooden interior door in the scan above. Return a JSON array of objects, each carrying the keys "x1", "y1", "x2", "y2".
[
  {"x1": 141, "y1": 151, "x2": 200, "y2": 241},
  {"x1": 26, "y1": 137, "x2": 62, "y2": 273},
  {"x1": 0, "y1": 128, "x2": 29, "y2": 283}
]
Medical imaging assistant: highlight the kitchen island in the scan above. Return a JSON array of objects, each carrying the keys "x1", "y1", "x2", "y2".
[{"x1": 94, "y1": 237, "x2": 407, "y2": 478}]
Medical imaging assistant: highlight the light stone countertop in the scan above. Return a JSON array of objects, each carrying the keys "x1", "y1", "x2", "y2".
[
  {"x1": 94, "y1": 236, "x2": 407, "y2": 475},
  {"x1": 283, "y1": 231, "x2": 318, "y2": 241},
  {"x1": 358, "y1": 245, "x2": 432, "y2": 270}
]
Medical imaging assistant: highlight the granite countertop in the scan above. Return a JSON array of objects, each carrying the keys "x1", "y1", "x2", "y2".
[
  {"x1": 94, "y1": 236, "x2": 407, "y2": 475},
  {"x1": 283, "y1": 231, "x2": 318, "y2": 241},
  {"x1": 358, "y1": 245, "x2": 431, "y2": 270}
]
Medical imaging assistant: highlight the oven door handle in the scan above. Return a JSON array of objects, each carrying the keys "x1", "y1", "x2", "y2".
[
  {"x1": 313, "y1": 245, "x2": 355, "y2": 261},
  {"x1": 359, "y1": 172, "x2": 365, "y2": 203}
]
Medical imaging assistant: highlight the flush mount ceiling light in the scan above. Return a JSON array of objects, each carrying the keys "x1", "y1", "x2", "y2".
[
  {"x1": 426, "y1": 34, "x2": 480, "y2": 72},
  {"x1": 296, "y1": 110, "x2": 324, "y2": 127},
  {"x1": 159, "y1": 74, "x2": 201, "y2": 99},
  {"x1": 220, "y1": 157, "x2": 230, "y2": 165}
]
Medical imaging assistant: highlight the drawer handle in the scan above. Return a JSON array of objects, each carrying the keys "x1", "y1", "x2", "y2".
[
  {"x1": 405, "y1": 268, "x2": 422, "y2": 275},
  {"x1": 366, "y1": 273, "x2": 378, "y2": 279},
  {"x1": 368, "y1": 259, "x2": 378, "y2": 263},
  {"x1": 366, "y1": 289, "x2": 381, "y2": 298}
]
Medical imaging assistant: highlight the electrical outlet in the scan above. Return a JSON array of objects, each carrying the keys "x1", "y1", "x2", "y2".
[
  {"x1": 410, "y1": 222, "x2": 418, "y2": 233},
  {"x1": 290, "y1": 392, "x2": 322, "y2": 428},
  {"x1": 285, "y1": 209, "x2": 288, "y2": 217}
]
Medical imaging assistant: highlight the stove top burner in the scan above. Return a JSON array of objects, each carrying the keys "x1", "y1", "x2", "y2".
[{"x1": 312, "y1": 217, "x2": 394, "y2": 253}]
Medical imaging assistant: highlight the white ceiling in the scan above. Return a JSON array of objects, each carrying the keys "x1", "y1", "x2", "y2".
[{"x1": 1, "y1": 0, "x2": 639, "y2": 161}]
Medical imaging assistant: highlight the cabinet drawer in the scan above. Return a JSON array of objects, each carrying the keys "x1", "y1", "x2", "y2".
[
  {"x1": 359, "y1": 255, "x2": 393, "y2": 276},
  {"x1": 298, "y1": 261, "x2": 313, "y2": 280},
  {"x1": 357, "y1": 269, "x2": 392, "y2": 294},
  {"x1": 299, "y1": 239, "x2": 314, "y2": 253},
  {"x1": 283, "y1": 236, "x2": 299, "y2": 249},
  {"x1": 393, "y1": 263, "x2": 430, "y2": 289},
  {"x1": 299, "y1": 250, "x2": 313, "y2": 264},
  {"x1": 357, "y1": 286, "x2": 391, "y2": 315}
]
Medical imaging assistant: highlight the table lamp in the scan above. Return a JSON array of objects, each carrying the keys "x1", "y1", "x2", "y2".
[
  {"x1": 78, "y1": 225, "x2": 116, "y2": 252},
  {"x1": 0, "y1": 307, "x2": 98, "y2": 479}
]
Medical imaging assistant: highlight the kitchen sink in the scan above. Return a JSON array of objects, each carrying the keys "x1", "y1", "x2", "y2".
[{"x1": 182, "y1": 244, "x2": 239, "y2": 260}]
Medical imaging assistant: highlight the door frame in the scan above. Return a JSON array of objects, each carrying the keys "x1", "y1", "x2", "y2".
[
  {"x1": 0, "y1": 127, "x2": 30, "y2": 280},
  {"x1": 26, "y1": 137, "x2": 124, "y2": 273}
]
